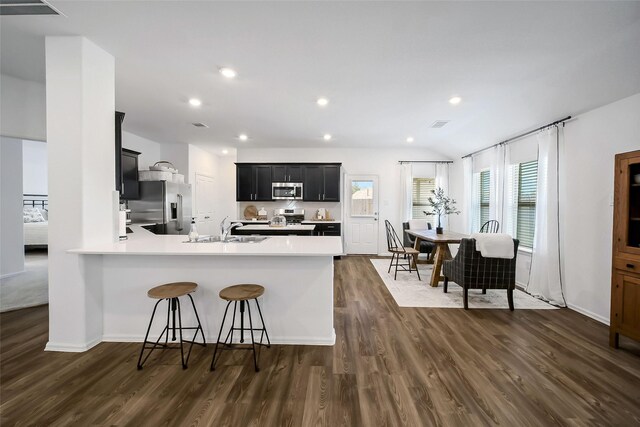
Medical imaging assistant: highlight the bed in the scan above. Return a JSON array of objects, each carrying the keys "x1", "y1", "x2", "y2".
[{"x1": 23, "y1": 194, "x2": 48, "y2": 248}]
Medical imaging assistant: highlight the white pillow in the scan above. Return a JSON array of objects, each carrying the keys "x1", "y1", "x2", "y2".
[
  {"x1": 408, "y1": 219, "x2": 428, "y2": 230},
  {"x1": 23, "y1": 207, "x2": 45, "y2": 223}
]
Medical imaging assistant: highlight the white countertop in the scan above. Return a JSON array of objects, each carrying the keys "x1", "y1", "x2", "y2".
[
  {"x1": 70, "y1": 225, "x2": 342, "y2": 256},
  {"x1": 239, "y1": 224, "x2": 315, "y2": 231},
  {"x1": 302, "y1": 220, "x2": 341, "y2": 224}
]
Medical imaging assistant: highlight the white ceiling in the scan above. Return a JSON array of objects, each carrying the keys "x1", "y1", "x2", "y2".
[{"x1": 1, "y1": 1, "x2": 639, "y2": 157}]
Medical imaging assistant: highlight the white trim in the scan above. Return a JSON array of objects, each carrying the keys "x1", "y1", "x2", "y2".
[
  {"x1": 0, "y1": 270, "x2": 25, "y2": 280},
  {"x1": 566, "y1": 303, "x2": 609, "y2": 325},
  {"x1": 45, "y1": 337, "x2": 101, "y2": 352},
  {"x1": 102, "y1": 329, "x2": 336, "y2": 346},
  {"x1": 518, "y1": 246, "x2": 533, "y2": 255}
]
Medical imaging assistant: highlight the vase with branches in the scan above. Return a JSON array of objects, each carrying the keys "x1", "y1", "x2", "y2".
[{"x1": 423, "y1": 187, "x2": 460, "y2": 234}]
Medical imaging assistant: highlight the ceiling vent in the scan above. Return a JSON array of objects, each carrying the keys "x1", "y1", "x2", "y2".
[
  {"x1": 0, "y1": 0, "x2": 59, "y2": 15},
  {"x1": 430, "y1": 120, "x2": 450, "y2": 129},
  {"x1": 192, "y1": 122, "x2": 209, "y2": 128}
]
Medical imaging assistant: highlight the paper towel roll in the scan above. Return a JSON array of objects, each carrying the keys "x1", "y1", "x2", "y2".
[{"x1": 119, "y1": 210, "x2": 127, "y2": 239}]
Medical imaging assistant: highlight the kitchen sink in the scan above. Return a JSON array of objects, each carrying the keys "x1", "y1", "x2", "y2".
[{"x1": 185, "y1": 236, "x2": 269, "y2": 244}]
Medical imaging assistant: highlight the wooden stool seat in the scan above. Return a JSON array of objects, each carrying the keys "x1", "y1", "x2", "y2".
[
  {"x1": 219, "y1": 284, "x2": 265, "y2": 301},
  {"x1": 147, "y1": 282, "x2": 198, "y2": 299}
]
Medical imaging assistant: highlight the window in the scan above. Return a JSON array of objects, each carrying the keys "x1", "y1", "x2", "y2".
[
  {"x1": 350, "y1": 180, "x2": 374, "y2": 216},
  {"x1": 516, "y1": 160, "x2": 538, "y2": 248},
  {"x1": 480, "y1": 170, "x2": 491, "y2": 227},
  {"x1": 411, "y1": 177, "x2": 435, "y2": 222}
]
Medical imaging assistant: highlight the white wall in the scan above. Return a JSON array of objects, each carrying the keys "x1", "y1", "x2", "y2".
[
  {"x1": 0, "y1": 136, "x2": 25, "y2": 277},
  {"x1": 0, "y1": 74, "x2": 46, "y2": 142},
  {"x1": 22, "y1": 139, "x2": 48, "y2": 195},
  {"x1": 561, "y1": 92, "x2": 640, "y2": 324},
  {"x1": 121, "y1": 131, "x2": 162, "y2": 171},
  {"x1": 237, "y1": 147, "x2": 450, "y2": 254}
]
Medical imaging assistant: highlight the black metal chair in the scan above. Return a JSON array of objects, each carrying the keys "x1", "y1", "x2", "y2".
[
  {"x1": 402, "y1": 221, "x2": 435, "y2": 259},
  {"x1": 442, "y1": 238, "x2": 519, "y2": 310},
  {"x1": 385, "y1": 220, "x2": 421, "y2": 280},
  {"x1": 479, "y1": 220, "x2": 500, "y2": 233}
]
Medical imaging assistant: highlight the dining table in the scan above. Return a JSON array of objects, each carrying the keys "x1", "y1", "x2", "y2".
[{"x1": 404, "y1": 229, "x2": 469, "y2": 287}]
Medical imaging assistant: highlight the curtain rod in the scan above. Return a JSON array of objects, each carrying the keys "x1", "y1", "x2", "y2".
[
  {"x1": 461, "y1": 115, "x2": 572, "y2": 159},
  {"x1": 398, "y1": 160, "x2": 453, "y2": 164}
]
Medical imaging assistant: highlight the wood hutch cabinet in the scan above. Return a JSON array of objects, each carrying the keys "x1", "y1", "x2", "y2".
[{"x1": 610, "y1": 149, "x2": 640, "y2": 348}]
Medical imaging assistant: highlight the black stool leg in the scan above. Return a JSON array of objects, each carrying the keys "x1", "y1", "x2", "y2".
[
  {"x1": 171, "y1": 298, "x2": 177, "y2": 341},
  {"x1": 225, "y1": 301, "x2": 237, "y2": 345},
  {"x1": 254, "y1": 298, "x2": 271, "y2": 347},
  {"x1": 137, "y1": 299, "x2": 163, "y2": 370},
  {"x1": 187, "y1": 294, "x2": 206, "y2": 347},
  {"x1": 210, "y1": 301, "x2": 232, "y2": 371},
  {"x1": 176, "y1": 298, "x2": 186, "y2": 369},
  {"x1": 246, "y1": 300, "x2": 259, "y2": 372},
  {"x1": 239, "y1": 300, "x2": 245, "y2": 343}
]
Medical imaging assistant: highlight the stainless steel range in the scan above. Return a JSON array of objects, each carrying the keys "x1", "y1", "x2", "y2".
[{"x1": 274, "y1": 208, "x2": 305, "y2": 224}]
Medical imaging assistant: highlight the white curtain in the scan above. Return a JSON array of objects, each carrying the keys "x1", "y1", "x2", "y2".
[
  {"x1": 400, "y1": 163, "x2": 413, "y2": 222},
  {"x1": 527, "y1": 126, "x2": 566, "y2": 307},
  {"x1": 435, "y1": 162, "x2": 449, "y2": 229},
  {"x1": 490, "y1": 144, "x2": 506, "y2": 227},
  {"x1": 470, "y1": 172, "x2": 481, "y2": 233},
  {"x1": 503, "y1": 143, "x2": 519, "y2": 237},
  {"x1": 463, "y1": 157, "x2": 473, "y2": 234}
]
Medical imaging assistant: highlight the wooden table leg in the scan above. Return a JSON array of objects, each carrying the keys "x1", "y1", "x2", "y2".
[
  {"x1": 411, "y1": 237, "x2": 422, "y2": 269},
  {"x1": 429, "y1": 243, "x2": 453, "y2": 287}
]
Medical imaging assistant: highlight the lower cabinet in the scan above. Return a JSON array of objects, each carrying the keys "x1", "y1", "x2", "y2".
[{"x1": 306, "y1": 222, "x2": 341, "y2": 236}]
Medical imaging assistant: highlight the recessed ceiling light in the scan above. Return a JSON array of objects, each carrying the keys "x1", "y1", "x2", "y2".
[
  {"x1": 219, "y1": 67, "x2": 237, "y2": 79},
  {"x1": 188, "y1": 98, "x2": 202, "y2": 107},
  {"x1": 317, "y1": 97, "x2": 329, "y2": 107},
  {"x1": 406, "y1": 137, "x2": 414, "y2": 143},
  {"x1": 238, "y1": 134, "x2": 248, "y2": 141},
  {"x1": 449, "y1": 96, "x2": 462, "y2": 105},
  {"x1": 323, "y1": 134, "x2": 332, "y2": 141},
  {"x1": 222, "y1": 149, "x2": 229, "y2": 155}
]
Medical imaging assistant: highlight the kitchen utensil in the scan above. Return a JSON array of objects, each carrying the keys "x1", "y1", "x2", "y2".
[
  {"x1": 269, "y1": 215, "x2": 287, "y2": 227},
  {"x1": 244, "y1": 205, "x2": 258, "y2": 219},
  {"x1": 149, "y1": 161, "x2": 178, "y2": 173}
]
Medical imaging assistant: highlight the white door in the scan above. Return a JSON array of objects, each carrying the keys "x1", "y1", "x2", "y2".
[
  {"x1": 194, "y1": 174, "x2": 216, "y2": 236},
  {"x1": 345, "y1": 175, "x2": 379, "y2": 254}
]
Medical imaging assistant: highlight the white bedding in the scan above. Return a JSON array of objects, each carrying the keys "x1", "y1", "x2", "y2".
[{"x1": 24, "y1": 221, "x2": 48, "y2": 246}]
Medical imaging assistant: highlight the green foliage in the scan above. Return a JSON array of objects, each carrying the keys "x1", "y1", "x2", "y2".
[{"x1": 422, "y1": 187, "x2": 460, "y2": 227}]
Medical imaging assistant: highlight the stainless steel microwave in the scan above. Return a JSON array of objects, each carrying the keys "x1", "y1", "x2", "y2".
[{"x1": 272, "y1": 182, "x2": 303, "y2": 200}]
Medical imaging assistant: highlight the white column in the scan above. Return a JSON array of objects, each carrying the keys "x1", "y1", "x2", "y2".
[{"x1": 45, "y1": 37, "x2": 116, "y2": 351}]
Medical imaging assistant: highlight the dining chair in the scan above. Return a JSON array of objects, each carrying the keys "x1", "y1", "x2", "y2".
[
  {"x1": 385, "y1": 220, "x2": 421, "y2": 280},
  {"x1": 479, "y1": 220, "x2": 500, "y2": 233}
]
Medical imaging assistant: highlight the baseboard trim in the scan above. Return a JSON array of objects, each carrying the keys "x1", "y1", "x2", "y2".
[
  {"x1": 0, "y1": 270, "x2": 25, "y2": 280},
  {"x1": 45, "y1": 337, "x2": 101, "y2": 352},
  {"x1": 102, "y1": 329, "x2": 336, "y2": 346},
  {"x1": 566, "y1": 303, "x2": 609, "y2": 325}
]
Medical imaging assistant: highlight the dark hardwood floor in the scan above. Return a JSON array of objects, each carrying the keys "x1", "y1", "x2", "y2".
[{"x1": 2, "y1": 256, "x2": 640, "y2": 425}]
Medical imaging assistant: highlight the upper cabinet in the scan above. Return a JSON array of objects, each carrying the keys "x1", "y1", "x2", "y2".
[
  {"x1": 272, "y1": 165, "x2": 303, "y2": 182},
  {"x1": 303, "y1": 164, "x2": 341, "y2": 202},
  {"x1": 121, "y1": 149, "x2": 140, "y2": 200},
  {"x1": 236, "y1": 163, "x2": 341, "y2": 202},
  {"x1": 236, "y1": 164, "x2": 273, "y2": 201}
]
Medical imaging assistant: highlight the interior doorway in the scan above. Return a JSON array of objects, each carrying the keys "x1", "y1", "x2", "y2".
[
  {"x1": 344, "y1": 175, "x2": 379, "y2": 254},
  {"x1": 194, "y1": 173, "x2": 216, "y2": 236}
]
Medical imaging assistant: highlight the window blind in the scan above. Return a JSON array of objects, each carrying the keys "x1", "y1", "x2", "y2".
[
  {"x1": 517, "y1": 160, "x2": 538, "y2": 248},
  {"x1": 412, "y1": 178, "x2": 436, "y2": 222},
  {"x1": 480, "y1": 170, "x2": 490, "y2": 227}
]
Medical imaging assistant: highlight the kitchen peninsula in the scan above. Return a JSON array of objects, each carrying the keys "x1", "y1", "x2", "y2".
[{"x1": 60, "y1": 225, "x2": 342, "y2": 351}]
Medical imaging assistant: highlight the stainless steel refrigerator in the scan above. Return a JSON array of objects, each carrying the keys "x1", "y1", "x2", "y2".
[{"x1": 128, "y1": 181, "x2": 192, "y2": 235}]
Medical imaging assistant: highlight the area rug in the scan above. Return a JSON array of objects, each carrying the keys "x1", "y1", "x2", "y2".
[
  {"x1": 0, "y1": 250, "x2": 48, "y2": 312},
  {"x1": 369, "y1": 258, "x2": 557, "y2": 310}
]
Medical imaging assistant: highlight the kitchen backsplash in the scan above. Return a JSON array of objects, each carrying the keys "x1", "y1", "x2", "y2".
[{"x1": 238, "y1": 201, "x2": 342, "y2": 221}]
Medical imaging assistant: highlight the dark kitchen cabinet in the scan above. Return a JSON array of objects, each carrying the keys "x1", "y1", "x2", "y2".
[
  {"x1": 236, "y1": 165, "x2": 272, "y2": 201},
  {"x1": 303, "y1": 165, "x2": 341, "y2": 202},
  {"x1": 115, "y1": 111, "x2": 125, "y2": 194},
  {"x1": 308, "y1": 222, "x2": 341, "y2": 236},
  {"x1": 120, "y1": 148, "x2": 140, "y2": 200},
  {"x1": 272, "y1": 165, "x2": 303, "y2": 183}
]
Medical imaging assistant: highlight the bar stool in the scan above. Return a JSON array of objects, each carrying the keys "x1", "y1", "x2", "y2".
[
  {"x1": 210, "y1": 284, "x2": 271, "y2": 372},
  {"x1": 137, "y1": 282, "x2": 206, "y2": 370}
]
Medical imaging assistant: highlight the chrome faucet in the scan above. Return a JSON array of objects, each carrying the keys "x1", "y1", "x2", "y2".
[{"x1": 220, "y1": 216, "x2": 242, "y2": 241}]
